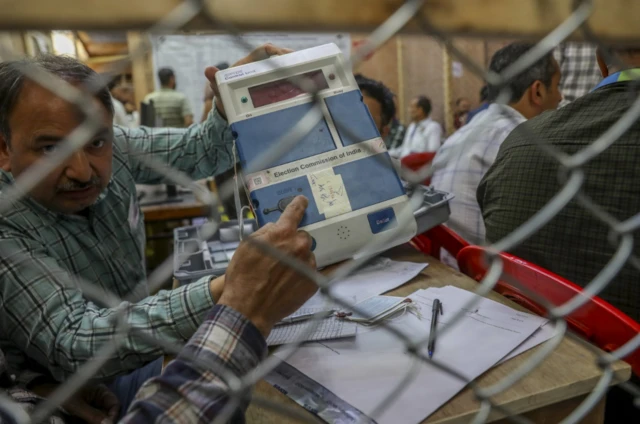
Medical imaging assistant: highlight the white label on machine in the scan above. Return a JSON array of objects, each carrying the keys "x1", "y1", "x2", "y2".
[
  {"x1": 245, "y1": 138, "x2": 387, "y2": 189},
  {"x1": 311, "y1": 173, "x2": 352, "y2": 218}
]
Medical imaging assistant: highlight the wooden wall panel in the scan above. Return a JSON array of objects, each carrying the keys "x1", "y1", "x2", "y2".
[
  {"x1": 352, "y1": 34, "x2": 400, "y2": 98},
  {"x1": 449, "y1": 38, "x2": 486, "y2": 113},
  {"x1": 127, "y1": 32, "x2": 155, "y2": 105},
  {"x1": 400, "y1": 35, "x2": 445, "y2": 125},
  {"x1": 353, "y1": 35, "x2": 516, "y2": 133}
]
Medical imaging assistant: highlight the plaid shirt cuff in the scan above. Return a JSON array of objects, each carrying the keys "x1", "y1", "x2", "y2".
[
  {"x1": 168, "y1": 277, "x2": 217, "y2": 340},
  {"x1": 199, "y1": 304, "x2": 267, "y2": 368},
  {"x1": 176, "y1": 304, "x2": 267, "y2": 377},
  {"x1": 123, "y1": 305, "x2": 266, "y2": 423}
]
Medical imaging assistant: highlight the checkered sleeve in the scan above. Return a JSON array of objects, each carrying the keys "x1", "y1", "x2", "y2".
[
  {"x1": 554, "y1": 42, "x2": 601, "y2": 107},
  {"x1": 0, "y1": 231, "x2": 216, "y2": 381},
  {"x1": 122, "y1": 305, "x2": 267, "y2": 424},
  {"x1": 115, "y1": 106, "x2": 234, "y2": 184}
]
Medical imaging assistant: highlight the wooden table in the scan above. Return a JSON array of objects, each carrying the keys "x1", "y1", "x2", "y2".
[
  {"x1": 140, "y1": 192, "x2": 210, "y2": 222},
  {"x1": 246, "y1": 246, "x2": 632, "y2": 424}
]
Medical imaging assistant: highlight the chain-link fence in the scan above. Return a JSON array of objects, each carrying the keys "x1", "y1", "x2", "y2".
[{"x1": 0, "y1": 0, "x2": 639, "y2": 422}]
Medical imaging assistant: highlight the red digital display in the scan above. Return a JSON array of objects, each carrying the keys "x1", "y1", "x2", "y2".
[{"x1": 248, "y1": 70, "x2": 329, "y2": 108}]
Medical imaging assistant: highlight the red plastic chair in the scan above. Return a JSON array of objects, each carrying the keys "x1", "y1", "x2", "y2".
[
  {"x1": 401, "y1": 152, "x2": 437, "y2": 185},
  {"x1": 410, "y1": 224, "x2": 469, "y2": 261},
  {"x1": 457, "y1": 245, "x2": 640, "y2": 376}
]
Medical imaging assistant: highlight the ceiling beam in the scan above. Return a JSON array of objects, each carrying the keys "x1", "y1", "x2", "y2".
[
  {"x1": 0, "y1": 0, "x2": 638, "y2": 42},
  {"x1": 76, "y1": 31, "x2": 128, "y2": 57}
]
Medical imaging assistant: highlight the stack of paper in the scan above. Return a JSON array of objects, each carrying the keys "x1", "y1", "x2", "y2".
[
  {"x1": 267, "y1": 318, "x2": 358, "y2": 346},
  {"x1": 342, "y1": 296, "x2": 413, "y2": 325},
  {"x1": 267, "y1": 258, "x2": 428, "y2": 346},
  {"x1": 271, "y1": 286, "x2": 552, "y2": 424}
]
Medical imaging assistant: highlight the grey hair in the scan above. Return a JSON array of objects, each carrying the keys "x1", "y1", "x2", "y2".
[
  {"x1": 487, "y1": 43, "x2": 557, "y2": 103},
  {"x1": 0, "y1": 54, "x2": 114, "y2": 144}
]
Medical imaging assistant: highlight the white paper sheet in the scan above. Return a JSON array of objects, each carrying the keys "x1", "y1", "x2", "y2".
[
  {"x1": 499, "y1": 321, "x2": 557, "y2": 363},
  {"x1": 271, "y1": 258, "x2": 426, "y2": 346},
  {"x1": 426, "y1": 286, "x2": 555, "y2": 363},
  {"x1": 300, "y1": 257, "x2": 428, "y2": 308},
  {"x1": 276, "y1": 286, "x2": 543, "y2": 424}
]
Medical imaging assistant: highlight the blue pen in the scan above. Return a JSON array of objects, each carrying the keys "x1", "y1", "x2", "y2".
[{"x1": 428, "y1": 299, "x2": 443, "y2": 359}]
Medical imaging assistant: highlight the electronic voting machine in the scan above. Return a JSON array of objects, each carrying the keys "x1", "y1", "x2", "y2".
[{"x1": 216, "y1": 43, "x2": 417, "y2": 267}]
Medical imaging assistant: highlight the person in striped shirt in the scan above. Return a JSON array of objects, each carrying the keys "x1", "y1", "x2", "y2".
[{"x1": 144, "y1": 68, "x2": 194, "y2": 128}]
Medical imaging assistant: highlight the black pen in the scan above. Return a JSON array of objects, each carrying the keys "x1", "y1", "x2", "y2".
[{"x1": 428, "y1": 298, "x2": 443, "y2": 359}]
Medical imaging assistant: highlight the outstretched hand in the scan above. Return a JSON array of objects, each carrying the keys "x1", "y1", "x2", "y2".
[{"x1": 219, "y1": 196, "x2": 317, "y2": 337}]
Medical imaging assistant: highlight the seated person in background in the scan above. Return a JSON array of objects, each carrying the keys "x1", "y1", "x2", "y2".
[
  {"x1": 477, "y1": 46, "x2": 640, "y2": 323},
  {"x1": 453, "y1": 96, "x2": 471, "y2": 129},
  {"x1": 431, "y1": 42, "x2": 562, "y2": 246},
  {"x1": 144, "y1": 67, "x2": 193, "y2": 128},
  {"x1": 354, "y1": 75, "x2": 405, "y2": 174},
  {"x1": 116, "y1": 83, "x2": 139, "y2": 127},
  {"x1": 108, "y1": 79, "x2": 131, "y2": 128},
  {"x1": 465, "y1": 85, "x2": 491, "y2": 124},
  {"x1": 2, "y1": 197, "x2": 317, "y2": 424},
  {"x1": 390, "y1": 95, "x2": 442, "y2": 158},
  {"x1": 355, "y1": 74, "x2": 396, "y2": 138},
  {"x1": 0, "y1": 45, "x2": 292, "y2": 416}
]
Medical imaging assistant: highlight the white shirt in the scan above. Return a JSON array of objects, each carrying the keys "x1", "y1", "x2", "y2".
[
  {"x1": 431, "y1": 104, "x2": 526, "y2": 247},
  {"x1": 112, "y1": 97, "x2": 132, "y2": 128},
  {"x1": 391, "y1": 117, "x2": 442, "y2": 158}
]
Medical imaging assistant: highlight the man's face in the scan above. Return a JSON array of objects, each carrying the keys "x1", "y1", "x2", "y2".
[
  {"x1": 408, "y1": 98, "x2": 425, "y2": 122},
  {"x1": 457, "y1": 98, "x2": 471, "y2": 113},
  {"x1": 539, "y1": 60, "x2": 563, "y2": 111},
  {"x1": 0, "y1": 81, "x2": 114, "y2": 214},
  {"x1": 362, "y1": 93, "x2": 390, "y2": 138},
  {"x1": 112, "y1": 85, "x2": 133, "y2": 104}
]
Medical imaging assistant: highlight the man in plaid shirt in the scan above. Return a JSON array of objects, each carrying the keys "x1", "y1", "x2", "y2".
[
  {"x1": 0, "y1": 45, "x2": 304, "y2": 415},
  {"x1": 1, "y1": 196, "x2": 317, "y2": 424},
  {"x1": 554, "y1": 42, "x2": 602, "y2": 107},
  {"x1": 430, "y1": 43, "x2": 563, "y2": 249}
]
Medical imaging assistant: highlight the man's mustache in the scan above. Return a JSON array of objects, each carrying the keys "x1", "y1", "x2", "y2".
[{"x1": 57, "y1": 176, "x2": 102, "y2": 192}]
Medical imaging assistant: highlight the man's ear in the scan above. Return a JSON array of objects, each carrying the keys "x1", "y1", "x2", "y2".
[
  {"x1": 596, "y1": 49, "x2": 610, "y2": 78},
  {"x1": 0, "y1": 135, "x2": 11, "y2": 172},
  {"x1": 529, "y1": 81, "x2": 545, "y2": 107}
]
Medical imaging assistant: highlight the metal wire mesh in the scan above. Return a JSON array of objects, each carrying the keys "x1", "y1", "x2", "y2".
[{"x1": 0, "y1": 0, "x2": 638, "y2": 423}]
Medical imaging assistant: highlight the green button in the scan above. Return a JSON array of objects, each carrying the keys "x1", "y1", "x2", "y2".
[{"x1": 241, "y1": 96, "x2": 248, "y2": 103}]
